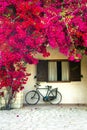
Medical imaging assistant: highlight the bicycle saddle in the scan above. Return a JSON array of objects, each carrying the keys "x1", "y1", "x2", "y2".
[{"x1": 46, "y1": 85, "x2": 52, "y2": 89}]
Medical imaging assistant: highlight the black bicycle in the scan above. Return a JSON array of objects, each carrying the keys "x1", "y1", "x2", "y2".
[{"x1": 25, "y1": 83, "x2": 62, "y2": 105}]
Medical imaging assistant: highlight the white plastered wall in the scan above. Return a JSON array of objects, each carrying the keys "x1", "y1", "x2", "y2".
[{"x1": 24, "y1": 47, "x2": 87, "y2": 104}]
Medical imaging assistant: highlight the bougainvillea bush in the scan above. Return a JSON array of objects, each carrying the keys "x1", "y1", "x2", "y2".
[
  {"x1": 0, "y1": 0, "x2": 87, "y2": 109},
  {"x1": 0, "y1": 0, "x2": 50, "y2": 109}
]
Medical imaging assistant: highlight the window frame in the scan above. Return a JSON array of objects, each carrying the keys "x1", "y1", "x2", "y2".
[{"x1": 36, "y1": 59, "x2": 81, "y2": 82}]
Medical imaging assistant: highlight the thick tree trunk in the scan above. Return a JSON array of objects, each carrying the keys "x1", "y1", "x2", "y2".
[{"x1": 5, "y1": 87, "x2": 13, "y2": 110}]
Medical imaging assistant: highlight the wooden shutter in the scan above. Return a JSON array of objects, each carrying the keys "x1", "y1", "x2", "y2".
[
  {"x1": 37, "y1": 60, "x2": 48, "y2": 82},
  {"x1": 69, "y1": 61, "x2": 81, "y2": 81}
]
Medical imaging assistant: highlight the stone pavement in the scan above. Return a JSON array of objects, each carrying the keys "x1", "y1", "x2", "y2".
[{"x1": 0, "y1": 104, "x2": 87, "y2": 130}]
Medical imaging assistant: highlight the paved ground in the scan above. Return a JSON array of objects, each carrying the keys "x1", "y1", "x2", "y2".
[{"x1": 0, "y1": 104, "x2": 87, "y2": 130}]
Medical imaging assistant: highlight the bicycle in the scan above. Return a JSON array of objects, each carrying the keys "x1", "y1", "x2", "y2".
[{"x1": 25, "y1": 83, "x2": 62, "y2": 105}]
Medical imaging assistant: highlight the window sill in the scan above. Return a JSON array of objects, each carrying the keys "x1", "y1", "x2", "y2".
[
  {"x1": 47, "y1": 81, "x2": 71, "y2": 83},
  {"x1": 38, "y1": 80, "x2": 71, "y2": 83}
]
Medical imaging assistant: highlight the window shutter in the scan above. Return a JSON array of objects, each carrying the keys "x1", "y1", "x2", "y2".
[
  {"x1": 37, "y1": 60, "x2": 48, "y2": 81},
  {"x1": 69, "y1": 61, "x2": 81, "y2": 81}
]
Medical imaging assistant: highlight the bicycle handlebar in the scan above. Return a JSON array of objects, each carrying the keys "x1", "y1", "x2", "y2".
[
  {"x1": 34, "y1": 83, "x2": 52, "y2": 90},
  {"x1": 36, "y1": 83, "x2": 41, "y2": 86},
  {"x1": 34, "y1": 83, "x2": 41, "y2": 88},
  {"x1": 45, "y1": 85, "x2": 52, "y2": 89}
]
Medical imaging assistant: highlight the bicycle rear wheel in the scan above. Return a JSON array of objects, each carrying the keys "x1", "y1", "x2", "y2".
[
  {"x1": 48, "y1": 90, "x2": 62, "y2": 105},
  {"x1": 25, "y1": 90, "x2": 40, "y2": 105}
]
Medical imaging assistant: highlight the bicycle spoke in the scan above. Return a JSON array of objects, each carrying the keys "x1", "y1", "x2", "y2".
[
  {"x1": 25, "y1": 91, "x2": 40, "y2": 105},
  {"x1": 49, "y1": 91, "x2": 62, "y2": 104}
]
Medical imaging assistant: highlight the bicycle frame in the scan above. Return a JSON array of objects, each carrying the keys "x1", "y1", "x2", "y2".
[
  {"x1": 36, "y1": 87, "x2": 58, "y2": 99},
  {"x1": 36, "y1": 87, "x2": 50, "y2": 98}
]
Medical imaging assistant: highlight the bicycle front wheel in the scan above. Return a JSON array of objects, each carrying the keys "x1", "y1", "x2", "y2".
[
  {"x1": 25, "y1": 90, "x2": 40, "y2": 105},
  {"x1": 48, "y1": 90, "x2": 62, "y2": 105}
]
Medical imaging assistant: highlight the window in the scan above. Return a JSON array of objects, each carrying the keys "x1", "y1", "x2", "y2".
[
  {"x1": 37, "y1": 60, "x2": 81, "y2": 82},
  {"x1": 69, "y1": 61, "x2": 81, "y2": 81},
  {"x1": 48, "y1": 61, "x2": 69, "y2": 81}
]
